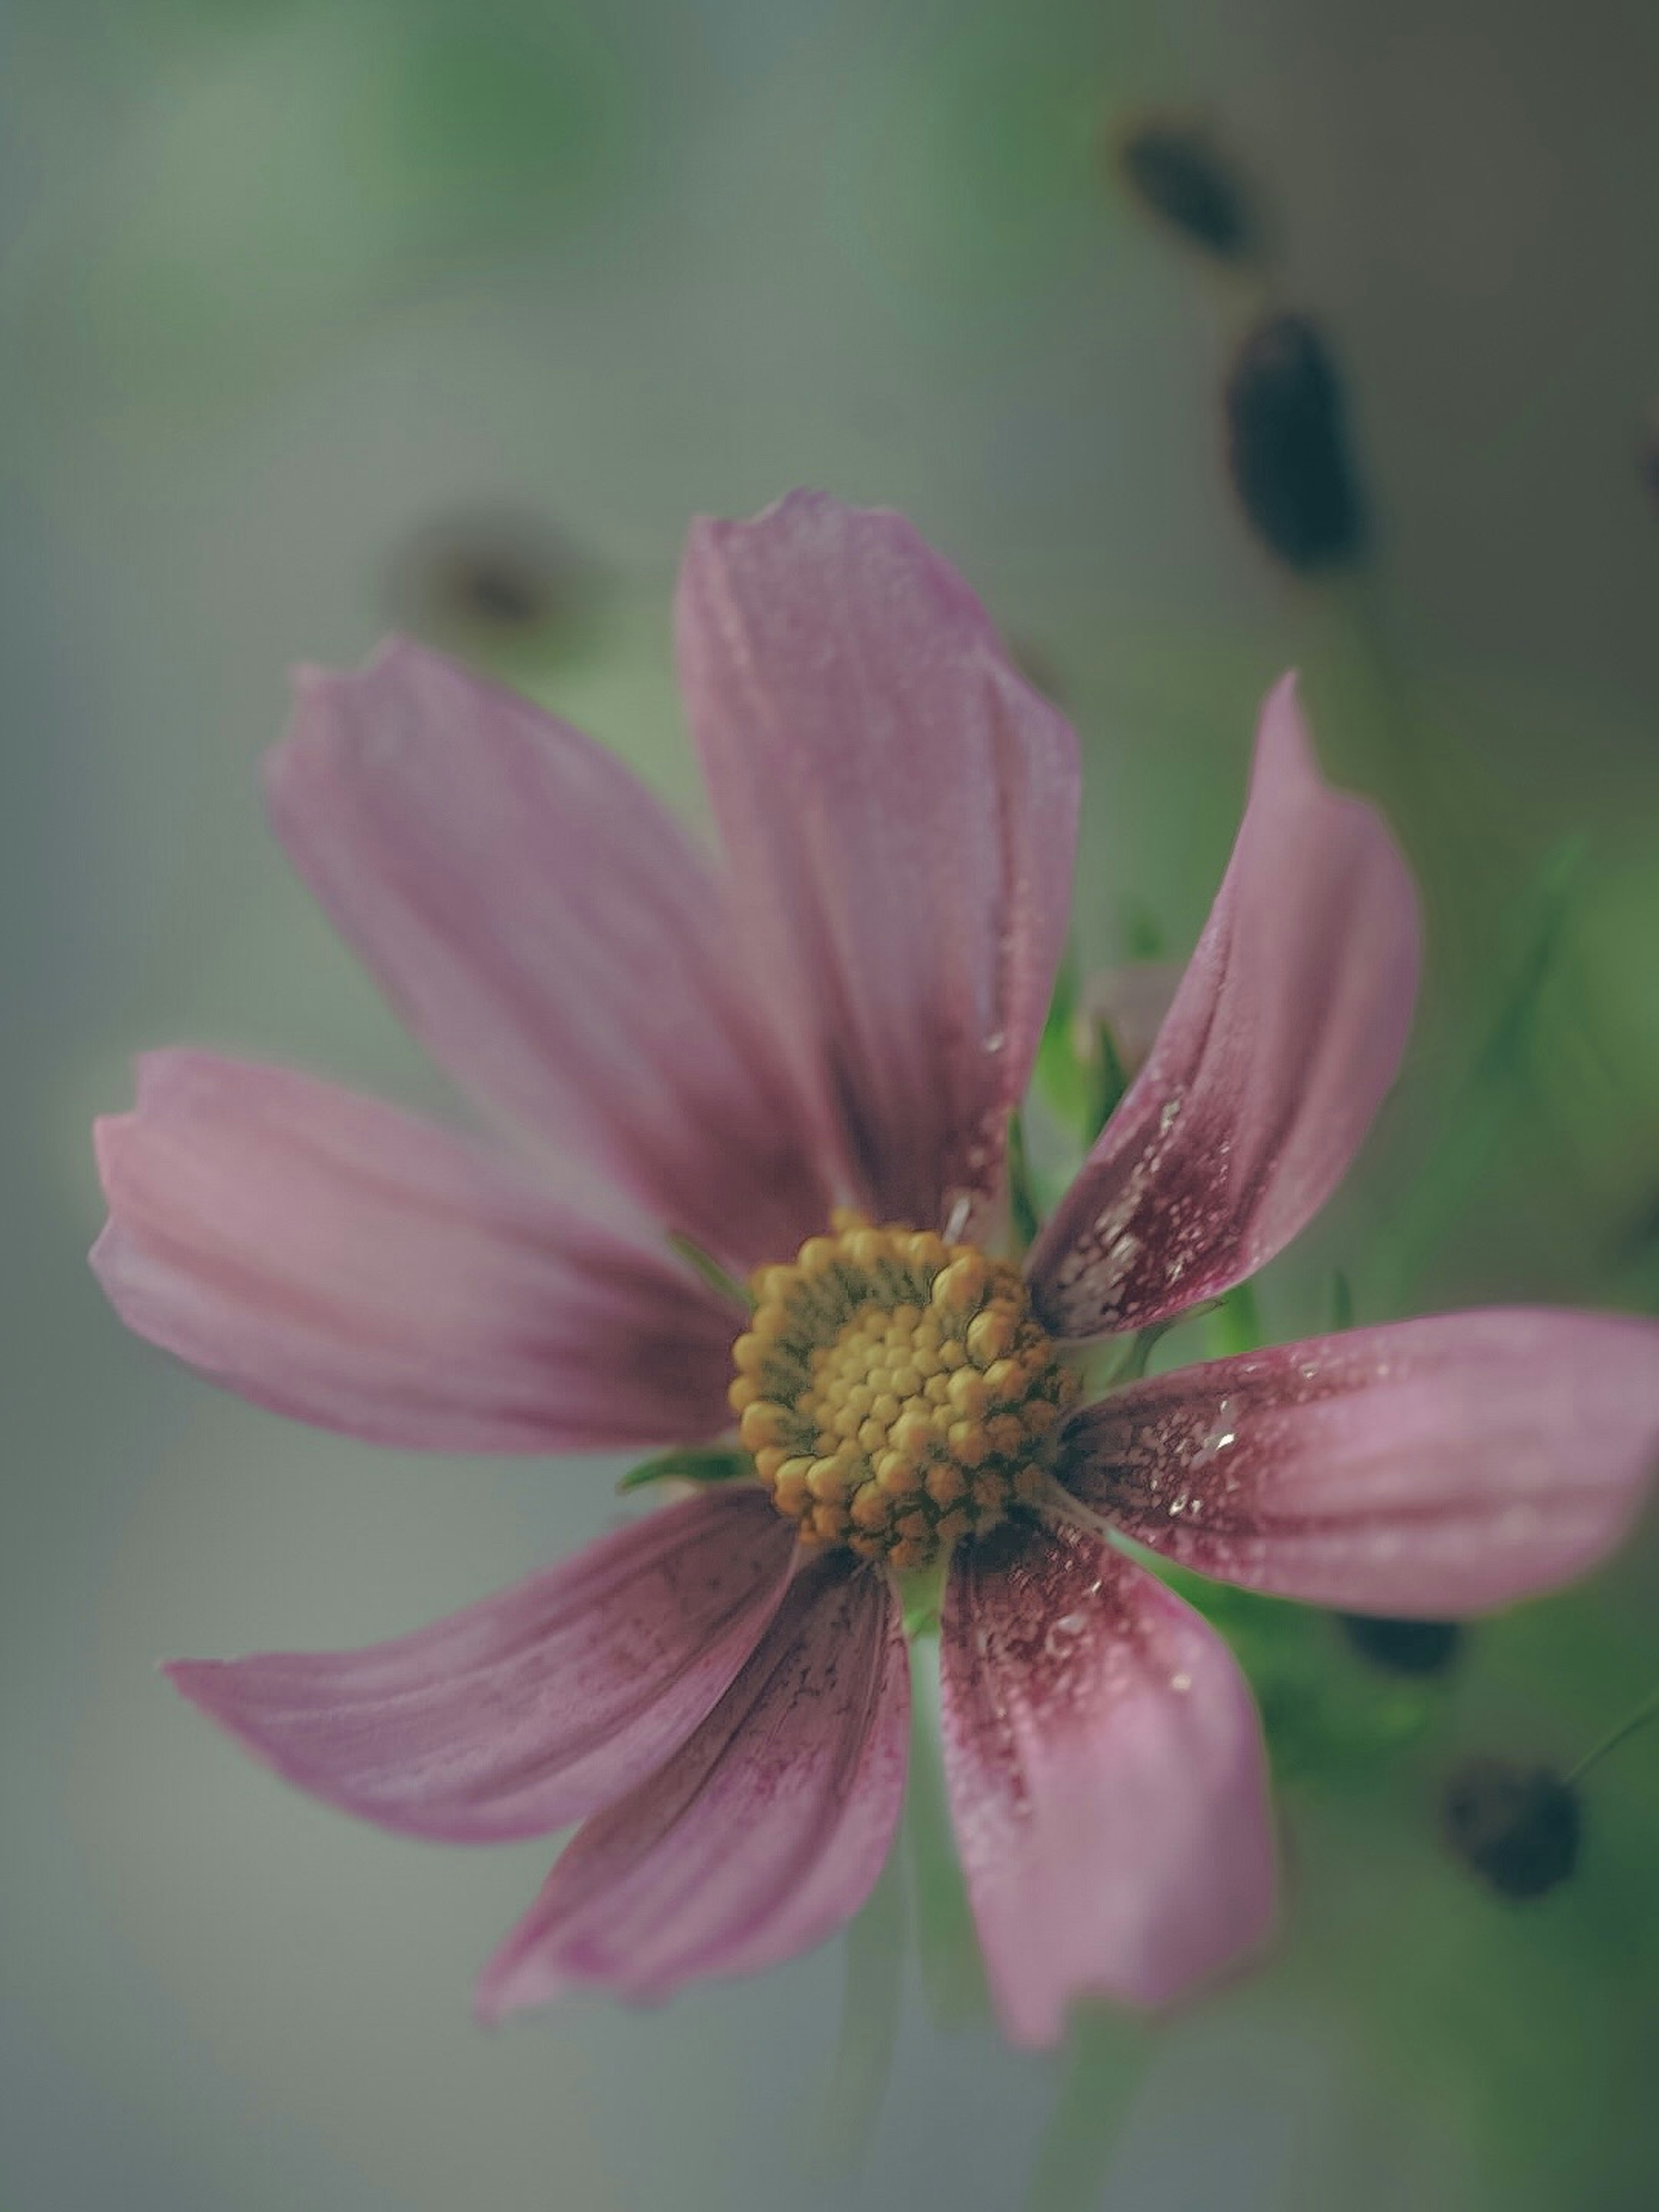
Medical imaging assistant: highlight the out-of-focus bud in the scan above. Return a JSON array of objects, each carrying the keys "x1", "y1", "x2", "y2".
[
  {"x1": 1441, "y1": 1757, "x2": 1580, "y2": 1901},
  {"x1": 386, "y1": 509, "x2": 598, "y2": 652},
  {"x1": 1113, "y1": 114, "x2": 1258, "y2": 264},
  {"x1": 1223, "y1": 312, "x2": 1368, "y2": 572},
  {"x1": 1073, "y1": 960, "x2": 1182, "y2": 1085},
  {"x1": 1339, "y1": 1615, "x2": 1465, "y2": 1677}
]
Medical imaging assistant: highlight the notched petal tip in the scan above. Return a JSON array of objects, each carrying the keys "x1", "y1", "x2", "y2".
[
  {"x1": 1068, "y1": 1310, "x2": 1659, "y2": 1617},
  {"x1": 156, "y1": 1492, "x2": 800, "y2": 1847},
  {"x1": 89, "y1": 1111, "x2": 134, "y2": 1203},
  {"x1": 1028, "y1": 677, "x2": 1420, "y2": 1339},
  {"x1": 470, "y1": 1552, "x2": 910, "y2": 2016},
  {"x1": 286, "y1": 634, "x2": 426, "y2": 699},
  {"x1": 677, "y1": 488, "x2": 1080, "y2": 1232}
]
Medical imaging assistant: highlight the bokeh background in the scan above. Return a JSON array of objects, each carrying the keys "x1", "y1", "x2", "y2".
[{"x1": 5, "y1": 1, "x2": 1659, "y2": 2206}]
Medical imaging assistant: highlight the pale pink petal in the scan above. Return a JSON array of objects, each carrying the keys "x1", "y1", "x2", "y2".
[
  {"x1": 940, "y1": 1523, "x2": 1274, "y2": 2047},
  {"x1": 93, "y1": 1052, "x2": 737, "y2": 1451},
  {"x1": 267, "y1": 639, "x2": 830, "y2": 1272},
  {"x1": 1028, "y1": 675, "x2": 1420, "y2": 1337},
  {"x1": 1065, "y1": 1312, "x2": 1659, "y2": 1615},
  {"x1": 475, "y1": 1550, "x2": 909, "y2": 2017},
  {"x1": 164, "y1": 1488, "x2": 795, "y2": 1841},
  {"x1": 677, "y1": 491, "x2": 1080, "y2": 1233}
]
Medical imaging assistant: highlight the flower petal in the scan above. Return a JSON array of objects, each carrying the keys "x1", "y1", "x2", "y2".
[
  {"x1": 475, "y1": 1549, "x2": 909, "y2": 2017},
  {"x1": 677, "y1": 491, "x2": 1080, "y2": 1233},
  {"x1": 267, "y1": 639, "x2": 830, "y2": 1271},
  {"x1": 164, "y1": 1487, "x2": 795, "y2": 1841},
  {"x1": 93, "y1": 1052, "x2": 737, "y2": 1451},
  {"x1": 1028, "y1": 675, "x2": 1420, "y2": 1337},
  {"x1": 1065, "y1": 1312, "x2": 1659, "y2": 1615},
  {"x1": 940, "y1": 1523, "x2": 1274, "y2": 2047}
]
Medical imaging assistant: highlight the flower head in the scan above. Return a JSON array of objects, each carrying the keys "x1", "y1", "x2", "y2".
[{"x1": 94, "y1": 492, "x2": 1659, "y2": 2047}]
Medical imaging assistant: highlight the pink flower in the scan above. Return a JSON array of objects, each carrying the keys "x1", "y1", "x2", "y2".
[{"x1": 93, "y1": 493, "x2": 1659, "y2": 2047}]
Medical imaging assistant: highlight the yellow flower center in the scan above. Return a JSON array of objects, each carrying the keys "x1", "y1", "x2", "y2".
[{"x1": 728, "y1": 1211, "x2": 1079, "y2": 1571}]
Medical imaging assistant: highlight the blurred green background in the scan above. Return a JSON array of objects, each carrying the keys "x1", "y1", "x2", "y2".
[{"x1": 4, "y1": 1, "x2": 1659, "y2": 2206}]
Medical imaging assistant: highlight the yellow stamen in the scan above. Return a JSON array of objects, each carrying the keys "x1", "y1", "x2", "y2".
[{"x1": 734, "y1": 1212, "x2": 1079, "y2": 1569}]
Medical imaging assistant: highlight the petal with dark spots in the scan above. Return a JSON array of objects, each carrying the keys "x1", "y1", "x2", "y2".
[
  {"x1": 940, "y1": 1522, "x2": 1274, "y2": 2047},
  {"x1": 1028, "y1": 676, "x2": 1419, "y2": 1337},
  {"x1": 476, "y1": 1549, "x2": 910, "y2": 2016},
  {"x1": 1064, "y1": 1313, "x2": 1659, "y2": 1615}
]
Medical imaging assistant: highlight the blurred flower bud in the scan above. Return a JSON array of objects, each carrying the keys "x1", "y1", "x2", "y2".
[
  {"x1": 1224, "y1": 312, "x2": 1368, "y2": 572},
  {"x1": 1113, "y1": 114, "x2": 1258, "y2": 264},
  {"x1": 386, "y1": 509, "x2": 598, "y2": 653},
  {"x1": 1442, "y1": 1757, "x2": 1580, "y2": 1901},
  {"x1": 1340, "y1": 1614, "x2": 1465, "y2": 1676},
  {"x1": 1073, "y1": 960, "x2": 1182, "y2": 1084}
]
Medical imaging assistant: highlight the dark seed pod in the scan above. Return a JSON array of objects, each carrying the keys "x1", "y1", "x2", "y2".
[
  {"x1": 385, "y1": 509, "x2": 597, "y2": 649},
  {"x1": 1223, "y1": 312, "x2": 1368, "y2": 571},
  {"x1": 1114, "y1": 116, "x2": 1257, "y2": 263},
  {"x1": 1339, "y1": 1614, "x2": 1465, "y2": 1677},
  {"x1": 1442, "y1": 1758, "x2": 1580, "y2": 1901}
]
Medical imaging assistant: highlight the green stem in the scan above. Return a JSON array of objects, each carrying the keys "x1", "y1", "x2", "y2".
[
  {"x1": 1378, "y1": 836, "x2": 1587, "y2": 1307},
  {"x1": 1024, "y1": 2005, "x2": 1149, "y2": 2212},
  {"x1": 905, "y1": 1654, "x2": 988, "y2": 2030},
  {"x1": 805, "y1": 1832, "x2": 907, "y2": 2179},
  {"x1": 1565, "y1": 1684, "x2": 1659, "y2": 1785}
]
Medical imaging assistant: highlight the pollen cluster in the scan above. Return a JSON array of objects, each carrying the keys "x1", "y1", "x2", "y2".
[{"x1": 728, "y1": 1212, "x2": 1079, "y2": 1571}]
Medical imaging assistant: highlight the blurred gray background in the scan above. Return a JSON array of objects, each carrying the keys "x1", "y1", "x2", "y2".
[{"x1": 5, "y1": 2, "x2": 1659, "y2": 2207}]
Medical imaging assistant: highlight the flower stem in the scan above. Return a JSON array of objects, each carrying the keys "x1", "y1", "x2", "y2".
[
  {"x1": 805, "y1": 1831, "x2": 906, "y2": 2179},
  {"x1": 1564, "y1": 1683, "x2": 1659, "y2": 1785},
  {"x1": 1024, "y1": 2003, "x2": 1149, "y2": 2212}
]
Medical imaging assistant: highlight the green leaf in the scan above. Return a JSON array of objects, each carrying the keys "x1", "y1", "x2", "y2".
[
  {"x1": 1379, "y1": 832, "x2": 1591, "y2": 1303},
  {"x1": 1124, "y1": 902, "x2": 1166, "y2": 960},
  {"x1": 1007, "y1": 1109, "x2": 1042, "y2": 1253},
  {"x1": 1083, "y1": 1016, "x2": 1129, "y2": 1141},
  {"x1": 1034, "y1": 944, "x2": 1087, "y2": 1130},
  {"x1": 617, "y1": 1446, "x2": 751, "y2": 1494},
  {"x1": 1207, "y1": 1277, "x2": 1262, "y2": 1357}
]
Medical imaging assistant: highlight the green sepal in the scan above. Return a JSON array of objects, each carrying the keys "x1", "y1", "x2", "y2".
[
  {"x1": 1033, "y1": 944, "x2": 1086, "y2": 1130},
  {"x1": 617, "y1": 1445, "x2": 752, "y2": 1494},
  {"x1": 665, "y1": 1230, "x2": 754, "y2": 1310},
  {"x1": 1033, "y1": 944, "x2": 1131, "y2": 1147},
  {"x1": 1006, "y1": 1109, "x2": 1042, "y2": 1254}
]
